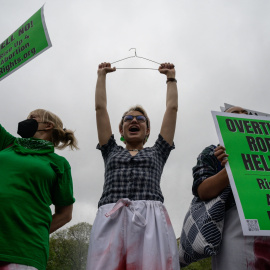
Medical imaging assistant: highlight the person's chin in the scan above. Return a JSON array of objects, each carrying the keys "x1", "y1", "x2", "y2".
[{"x1": 127, "y1": 133, "x2": 142, "y2": 141}]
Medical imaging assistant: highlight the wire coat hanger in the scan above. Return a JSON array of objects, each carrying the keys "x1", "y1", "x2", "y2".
[{"x1": 111, "y1": 48, "x2": 160, "y2": 70}]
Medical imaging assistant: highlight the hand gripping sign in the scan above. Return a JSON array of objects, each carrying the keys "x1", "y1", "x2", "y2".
[
  {"x1": 0, "y1": 6, "x2": 51, "y2": 81},
  {"x1": 213, "y1": 111, "x2": 270, "y2": 236}
]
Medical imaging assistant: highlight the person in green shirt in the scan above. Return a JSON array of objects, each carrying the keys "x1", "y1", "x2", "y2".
[{"x1": 0, "y1": 109, "x2": 78, "y2": 270}]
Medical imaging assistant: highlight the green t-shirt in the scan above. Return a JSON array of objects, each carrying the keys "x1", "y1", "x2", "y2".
[{"x1": 0, "y1": 124, "x2": 75, "y2": 270}]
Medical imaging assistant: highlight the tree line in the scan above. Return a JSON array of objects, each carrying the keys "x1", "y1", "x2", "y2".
[{"x1": 47, "y1": 222, "x2": 92, "y2": 270}]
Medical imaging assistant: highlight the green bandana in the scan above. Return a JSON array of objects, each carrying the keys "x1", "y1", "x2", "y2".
[{"x1": 14, "y1": 138, "x2": 54, "y2": 155}]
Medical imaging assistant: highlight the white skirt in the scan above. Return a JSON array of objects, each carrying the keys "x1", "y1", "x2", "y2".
[
  {"x1": 0, "y1": 264, "x2": 37, "y2": 270},
  {"x1": 86, "y1": 199, "x2": 180, "y2": 270}
]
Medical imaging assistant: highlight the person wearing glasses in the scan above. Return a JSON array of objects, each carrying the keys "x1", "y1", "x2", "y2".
[{"x1": 86, "y1": 62, "x2": 179, "y2": 270}]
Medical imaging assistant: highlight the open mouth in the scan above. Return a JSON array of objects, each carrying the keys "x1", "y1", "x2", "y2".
[{"x1": 129, "y1": 125, "x2": 140, "y2": 132}]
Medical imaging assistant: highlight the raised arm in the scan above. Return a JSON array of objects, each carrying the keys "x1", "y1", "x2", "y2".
[
  {"x1": 95, "y1": 63, "x2": 116, "y2": 146},
  {"x1": 159, "y1": 63, "x2": 178, "y2": 145},
  {"x1": 0, "y1": 124, "x2": 15, "y2": 150}
]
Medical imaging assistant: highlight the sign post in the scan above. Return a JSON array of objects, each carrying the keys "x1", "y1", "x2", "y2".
[
  {"x1": 0, "y1": 6, "x2": 51, "y2": 81},
  {"x1": 212, "y1": 111, "x2": 270, "y2": 236}
]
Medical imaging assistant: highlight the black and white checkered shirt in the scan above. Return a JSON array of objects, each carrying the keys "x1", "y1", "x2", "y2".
[{"x1": 97, "y1": 134, "x2": 175, "y2": 207}]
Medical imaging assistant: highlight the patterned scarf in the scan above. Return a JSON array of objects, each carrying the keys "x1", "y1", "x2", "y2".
[{"x1": 13, "y1": 138, "x2": 54, "y2": 155}]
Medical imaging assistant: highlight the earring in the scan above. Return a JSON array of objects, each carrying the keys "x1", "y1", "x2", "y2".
[{"x1": 120, "y1": 136, "x2": 125, "y2": 142}]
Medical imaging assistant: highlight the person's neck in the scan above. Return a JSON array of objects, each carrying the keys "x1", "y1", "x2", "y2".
[
  {"x1": 33, "y1": 131, "x2": 52, "y2": 142},
  {"x1": 125, "y1": 142, "x2": 144, "y2": 151}
]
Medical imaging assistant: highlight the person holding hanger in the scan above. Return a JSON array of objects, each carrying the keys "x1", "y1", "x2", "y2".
[
  {"x1": 192, "y1": 106, "x2": 270, "y2": 270},
  {"x1": 86, "y1": 62, "x2": 180, "y2": 270},
  {"x1": 0, "y1": 109, "x2": 77, "y2": 270}
]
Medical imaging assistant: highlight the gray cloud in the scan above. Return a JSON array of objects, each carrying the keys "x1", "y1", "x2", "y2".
[{"x1": 1, "y1": 0, "x2": 270, "y2": 236}]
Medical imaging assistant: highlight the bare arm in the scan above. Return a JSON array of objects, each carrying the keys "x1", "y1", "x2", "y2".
[
  {"x1": 159, "y1": 63, "x2": 178, "y2": 146},
  {"x1": 50, "y1": 204, "x2": 73, "y2": 234},
  {"x1": 197, "y1": 146, "x2": 230, "y2": 200},
  {"x1": 197, "y1": 168, "x2": 230, "y2": 200},
  {"x1": 95, "y1": 63, "x2": 116, "y2": 146}
]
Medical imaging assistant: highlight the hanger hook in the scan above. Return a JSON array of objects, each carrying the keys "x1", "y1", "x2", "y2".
[
  {"x1": 129, "y1": 48, "x2": 137, "y2": 57},
  {"x1": 111, "y1": 48, "x2": 160, "y2": 67}
]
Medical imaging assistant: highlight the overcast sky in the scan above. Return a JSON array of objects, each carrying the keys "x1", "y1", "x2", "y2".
[{"x1": 1, "y1": 0, "x2": 270, "y2": 237}]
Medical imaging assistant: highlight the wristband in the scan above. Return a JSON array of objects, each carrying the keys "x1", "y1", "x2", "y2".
[{"x1": 166, "y1": 78, "x2": 177, "y2": 83}]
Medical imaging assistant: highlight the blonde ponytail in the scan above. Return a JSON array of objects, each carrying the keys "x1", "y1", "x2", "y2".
[{"x1": 28, "y1": 109, "x2": 79, "y2": 150}]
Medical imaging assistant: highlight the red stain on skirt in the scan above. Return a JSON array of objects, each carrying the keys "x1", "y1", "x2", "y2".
[
  {"x1": 114, "y1": 241, "x2": 141, "y2": 269},
  {"x1": 254, "y1": 237, "x2": 270, "y2": 270},
  {"x1": 113, "y1": 255, "x2": 173, "y2": 270},
  {"x1": 163, "y1": 208, "x2": 172, "y2": 227},
  {"x1": 114, "y1": 254, "x2": 127, "y2": 270},
  {"x1": 0, "y1": 262, "x2": 10, "y2": 270},
  {"x1": 114, "y1": 255, "x2": 143, "y2": 270}
]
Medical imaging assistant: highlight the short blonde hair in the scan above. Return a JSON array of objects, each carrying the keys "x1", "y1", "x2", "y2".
[
  {"x1": 28, "y1": 109, "x2": 78, "y2": 150},
  {"x1": 119, "y1": 105, "x2": 150, "y2": 144}
]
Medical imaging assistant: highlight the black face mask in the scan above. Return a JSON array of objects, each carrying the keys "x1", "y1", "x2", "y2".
[{"x1": 17, "y1": 119, "x2": 39, "y2": 138}]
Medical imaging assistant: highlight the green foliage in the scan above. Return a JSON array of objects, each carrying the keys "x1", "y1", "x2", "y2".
[
  {"x1": 177, "y1": 237, "x2": 212, "y2": 270},
  {"x1": 47, "y1": 222, "x2": 92, "y2": 270},
  {"x1": 182, "y1": 258, "x2": 212, "y2": 270}
]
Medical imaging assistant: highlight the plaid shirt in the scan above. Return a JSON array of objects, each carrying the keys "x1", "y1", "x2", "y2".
[
  {"x1": 192, "y1": 145, "x2": 235, "y2": 210},
  {"x1": 97, "y1": 134, "x2": 175, "y2": 207}
]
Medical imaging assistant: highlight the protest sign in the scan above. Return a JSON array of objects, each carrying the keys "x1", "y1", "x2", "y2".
[
  {"x1": 212, "y1": 111, "x2": 270, "y2": 236},
  {"x1": 0, "y1": 6, "x2": 51, "y2": 81}
]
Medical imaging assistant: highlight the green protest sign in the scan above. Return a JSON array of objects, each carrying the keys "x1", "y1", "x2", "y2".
[
  {"x1": 212, "y1": 111, "x2": 270, "y2": 236},
  {"x1": 0, "y1": 6, "x2": 51, "y2": 81}
]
